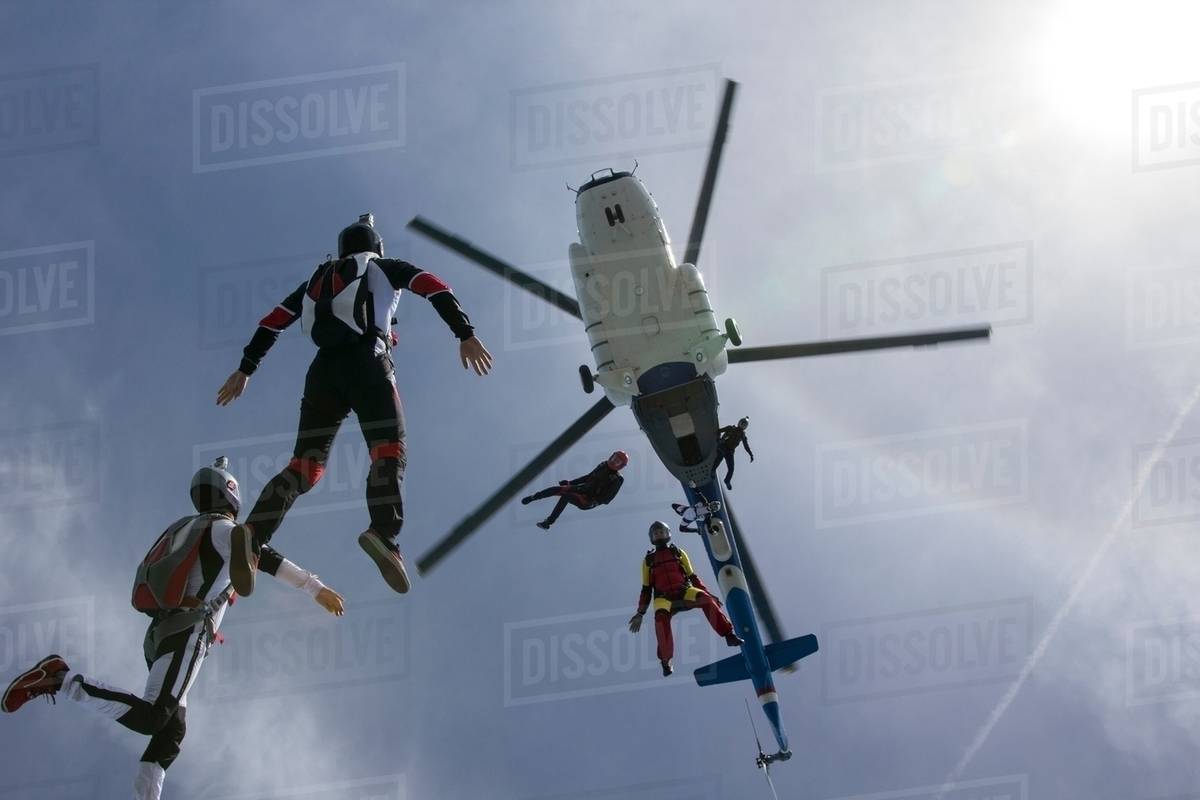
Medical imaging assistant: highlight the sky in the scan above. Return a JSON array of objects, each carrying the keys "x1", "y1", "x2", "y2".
[{"x1": 2, "y1": 1, "x2": 1200, "y2": 798}]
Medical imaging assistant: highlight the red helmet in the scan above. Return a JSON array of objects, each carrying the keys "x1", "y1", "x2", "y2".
[{"x1": 608, "y1": 450, "x2": 629, "y2": 470}]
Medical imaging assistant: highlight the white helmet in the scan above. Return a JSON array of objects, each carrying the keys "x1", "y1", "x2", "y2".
[{"x1": 190, "y1": 456, "x2": 241, "y2": 516}]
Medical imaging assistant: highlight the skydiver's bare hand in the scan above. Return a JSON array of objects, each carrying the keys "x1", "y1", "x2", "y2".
[
  {"x1": 216, "y1": 371, "x2": 249, "y2": 406},
  {"x1": 459, "y1": 336, "x2": 493, "y2": 376},
  {"x1": 628, "y1": 613, "x2": 643, "y2": 633},
  {"x1": 315, "y1": 587, "x2": 345, "y2": 617}
]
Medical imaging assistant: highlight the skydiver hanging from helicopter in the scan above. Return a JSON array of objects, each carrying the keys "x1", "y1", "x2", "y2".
[
  {"x1": 520, "y1": 450, "x2": 628, "y2": 530},
  {"x1": 0, "y1": 459, "x2": 344, "y2": 800},
  {"x1": 215, "y1": 213, "x2": 494, "y2": 596},
  {"x1": 671, "y1": 494, "x2": 722, "y2": 533},
  {"x1": 713, "y1": 416, "x2": 753, "y2": 490},
  {"x1": 627, "y1": 520, "x2": 742, "y2": 677}
]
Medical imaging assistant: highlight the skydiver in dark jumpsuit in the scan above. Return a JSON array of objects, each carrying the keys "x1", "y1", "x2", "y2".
[
  {"x1": 521, "y1": 450, "x2": 628, "y2": 530},
  {"x1": 215, "y1": 213, "x2": 493, "y2": 595},
  {"x1": 713, "y1": 416, "x2": 753, "y2": 490}
]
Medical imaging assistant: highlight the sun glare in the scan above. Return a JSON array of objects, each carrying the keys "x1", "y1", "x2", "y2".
[{"x1": 1032, "y1": 0, "x2": 1200, "y2": 142}]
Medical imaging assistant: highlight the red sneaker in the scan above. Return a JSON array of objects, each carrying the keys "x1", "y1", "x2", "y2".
[
  {"x1": 2, "y1": 655, "x2": 69, "y2": 713},
  {"x1": 357, "y1": 529, "x2": 410, "y2": 594}
]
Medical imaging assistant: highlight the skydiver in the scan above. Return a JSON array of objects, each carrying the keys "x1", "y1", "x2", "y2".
[
  {"x1": 215, "y1": 213, "x2": 493, "y2": 596},
  {"x1": 713, "y1": 416, "x2": 753, "y2": 490},
  {"x1": 627, "y1": 521, "x2": 742, "y2": 677},
  {"x1": 0, "y1": 459, "x2": 344, "y2": 800},
  {"x1": 520, "y1": 450, "x2": 628, "y2": 530},
  {"x1": 671, "y1": 497, "x2": 721, "y2": 533}
]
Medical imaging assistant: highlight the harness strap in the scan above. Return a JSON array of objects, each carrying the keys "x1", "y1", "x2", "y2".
[
  {"x1": 647, "y1": 545, "x2": 686, "y2": 598},
  {"x1": 145, "y1": 582, "x2": 235, "y2": 660}
]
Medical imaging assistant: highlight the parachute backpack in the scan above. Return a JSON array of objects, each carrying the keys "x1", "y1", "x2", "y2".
[
  {"x1": 131, "y1": 515, "x2": 220, "y2": 615},
  {"x1": 301, "y1": 212, "x2": 380, "y2": 348}
]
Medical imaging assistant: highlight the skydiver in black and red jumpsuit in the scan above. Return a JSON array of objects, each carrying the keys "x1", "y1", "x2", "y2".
[
  {"x1": 215, "y1": 213, "x2": 493, "y2": 596},
  {"x1": 520, "y1": 450, "x2": 628, "y2": 530}
]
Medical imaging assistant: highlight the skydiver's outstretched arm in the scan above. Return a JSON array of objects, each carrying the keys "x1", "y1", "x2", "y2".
[
  {"x1": 742, "y1": 435, "x2": 754, "y2": 461},
  {"x1": 258, "y1": 546, "x2": 345, "y2": 616},
  {"x1": 217, "y1": 280, "x2": 307, "y2": 406},
  {"x1": 373, "y1": 259, "x2": 493, "y2": 375}
]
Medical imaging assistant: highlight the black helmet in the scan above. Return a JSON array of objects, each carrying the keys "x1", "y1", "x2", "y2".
[
  {"x1": 738, "y1": 416, "x2": 750, "y2": 430},
  {"x1": 338, "y1": 212, "x2": 384, "y2": 258},
  {"x1": 648, "y1": 520, "x2": 671, "y2": 545},
  {"x1": 191, "y1": 456, "x2": 241, "y2": 516}
]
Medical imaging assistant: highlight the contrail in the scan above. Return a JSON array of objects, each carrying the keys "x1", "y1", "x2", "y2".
[{"x1": 936, "y1": 379, "x2": 1200, "y2": 796}]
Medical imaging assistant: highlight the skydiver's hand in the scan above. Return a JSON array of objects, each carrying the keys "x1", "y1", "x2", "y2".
[
  {"x1": 628, "y1": 613, "x2": 644, "y2": 633},
  {"x1": 750, "y1": 455, "x2": 755, "y2": 462},
  {"x1": 216, "y1": 371, "x2": 249, "y2": 406},
  {"x1": 315, "y1": 587, "x2": 345, "y2": 617},
  {"x1": 459, "y1": 336, "x2": 493, "y2": 376}
]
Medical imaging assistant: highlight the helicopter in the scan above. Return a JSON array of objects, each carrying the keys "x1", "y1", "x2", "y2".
[{"x1": 405, "y1": 79, "x2": 991, "y2": 764}]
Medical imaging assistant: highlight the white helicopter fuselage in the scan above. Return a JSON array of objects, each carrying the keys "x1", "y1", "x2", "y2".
[{"x1": 569, "y1": 171, "x2": 728, "y2": 407}]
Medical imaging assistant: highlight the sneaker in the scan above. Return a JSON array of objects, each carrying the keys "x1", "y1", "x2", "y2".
[
  {"x1": 229, "y1": 523, "x2": 259, "y2": 597},
  {"x1": 536, "y1": 520, "x2": 552, "y2": 531},
  {"x1": 358, "y1": 529, "x2": 411, "y2": 594},
  {"x1": 725, "y1": 633, "x2": 745, "y2": 647},
  {"x1": 520, "y1": 495, "x2": 534, "y2": 505},
  {"x1": 2, "y1": 655, "x2": 68, "y2": 713},
  {"x1": 661, "y1": 660, "x2": 673, "y2": 677}
]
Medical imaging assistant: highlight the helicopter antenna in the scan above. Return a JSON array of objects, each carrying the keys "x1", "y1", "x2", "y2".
[
  {"x1": 745, "y1": 699, "x2": 780, "y2": 800},
  {"x1": 565, "y1": 182, "x2": 578, "y2": 194}
]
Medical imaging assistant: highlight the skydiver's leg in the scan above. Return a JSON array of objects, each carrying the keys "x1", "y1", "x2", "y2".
[
  {"x1": 140, "y1": 706, "x2": 185, "y2": 768},
  {"x1": 539, "y1": 489, "x2": 594, "y2": 529},
  {"x1": 245, "y1": 353, "x2": 351, "y2": 549},
  {"x1": 722, "y1": 450, "x2": 736, "y2": 490},
  {"x1": 653, "y1": 610, "x2": 675, "y2": 661},
  {"x1": 684, "y1": 588, "x2": 742, "y2": 646},
  {"x1": 652, "y1": 598, "x2": 675, "y2": 675},
  {"x1": 538, "y1": 495, "x2": 571, "y2": 529},
  {"x1": 523, "y1": 486, "x2": 563, "y2": 504},
  {"x1": 133, "y1": 758, "x2": 168, "y2": 800},
  {"x1": 350, "y1": 351, "x2": 407, "y2": 540},
  {"x1": 349, "y1": 348, "x2": 412, "y2": 594},
  {"x1": 63, "y1": 625, "x2": 206, "y2": 799},
  {"x1": 61, "y1": 625, "x2": 205, "y2": 733},
  {"x1": 136, "y1": 707, "x2": 184, "y2": 799}
]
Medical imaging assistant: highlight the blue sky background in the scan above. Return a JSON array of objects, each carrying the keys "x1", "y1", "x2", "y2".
[{"x1": 3, "y1": 1, "x2": 1200, "y2": 798}]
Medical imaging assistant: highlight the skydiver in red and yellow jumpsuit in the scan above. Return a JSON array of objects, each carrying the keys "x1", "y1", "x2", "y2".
[{"x1": 628, "y1": 521, "x2": 743, "y2": 676}]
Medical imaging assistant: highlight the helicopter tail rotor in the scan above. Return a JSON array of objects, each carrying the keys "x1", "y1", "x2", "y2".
[{"x1": 745, "y1": 699, "x2": 786, "y2": 799}]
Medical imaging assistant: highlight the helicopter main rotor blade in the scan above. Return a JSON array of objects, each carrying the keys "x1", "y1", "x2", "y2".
[
  {"x1": 727, "y1": 325, "x2": 991, "y2": 364},
  {"x1": 726, "y1": 498, "x2": 787, "y2": 651},
  {"x1": 416, "y1": 396, "x2": 615, "y2": 574},
  {"x1": 408, "y1": 216, "x2": 582, "y2": 319},
  {"x1": 683, "y1": 79, "x2": 738, "y2": 268}
]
